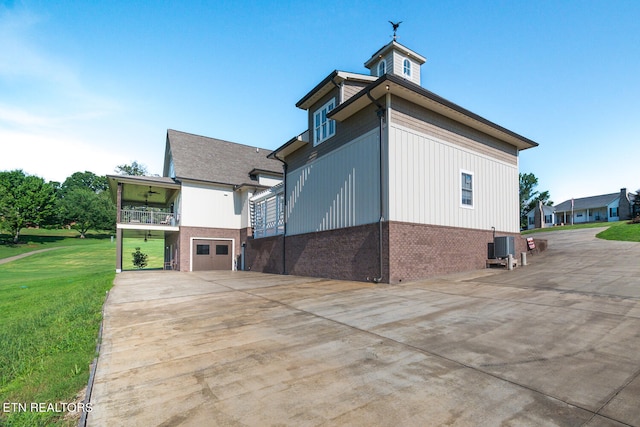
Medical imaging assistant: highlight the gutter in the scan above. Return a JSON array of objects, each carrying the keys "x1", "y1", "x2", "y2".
[
  {"x1": 271, "y1": 153, "x2": 288, "y2": 275},
  {"x1": 366, "y1": 88, "x2": 386, "y2": 283}
]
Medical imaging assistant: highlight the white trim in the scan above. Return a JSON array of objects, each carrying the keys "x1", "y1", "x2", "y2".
[
  {"x1": 189, "y1": 237, "x2": 235, "y2": 272},
  {"x1": 403, "y1": 58, "x2": 411, "y2": 77},
  {"x1": 460, "y1": 169, "x2": 474, "y2": 209},
  {"x1": 378, "y1": 59, "x2": 387, "y2": 76}
]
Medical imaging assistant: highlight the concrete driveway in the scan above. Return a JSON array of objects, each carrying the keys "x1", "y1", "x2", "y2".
[{"x1": 88, "y1": 228, "x2": 640, "y2": 426}]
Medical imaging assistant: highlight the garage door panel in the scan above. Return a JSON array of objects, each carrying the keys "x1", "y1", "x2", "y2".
[{"x1": 192, "y1": 239, "x2": 232, "y2": 271}]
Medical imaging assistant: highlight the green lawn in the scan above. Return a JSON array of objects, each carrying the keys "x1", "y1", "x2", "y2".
[
  {"x1": 0, "y1": 230, "x2": 115, "y2": 426},
  {"x1": 122, "y1": 237, "x2": 164, "y2": 270},
  {"x1": 523, "y1": 220, "x2": 640, "y2": 242}
]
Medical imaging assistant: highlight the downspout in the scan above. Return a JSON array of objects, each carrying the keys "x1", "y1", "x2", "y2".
[
  {"x1": 366, "y1": 88, "x2": 386, "y2": 283},
  {"x1": 272, "y1": 153, "x2": 288, "y2": 275}
]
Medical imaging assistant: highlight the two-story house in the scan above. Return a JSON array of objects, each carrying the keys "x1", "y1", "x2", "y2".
[
  {"x1": 246, "y1": 40, "x2": 538, "y2": 283},
  {"x1": 108, "y1": 129, "x2": 282, "y2": 272}
]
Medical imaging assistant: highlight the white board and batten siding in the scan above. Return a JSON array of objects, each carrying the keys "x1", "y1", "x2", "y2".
[
  {"x1": 387, "y1": 124, "x2": 520, "y2": 233},
  {"x1": 180, "y1": 181, "x2": 246, "y2": 229},
  {"x1": 286, "y1": 129, "x2": 380, "y2": 236}
]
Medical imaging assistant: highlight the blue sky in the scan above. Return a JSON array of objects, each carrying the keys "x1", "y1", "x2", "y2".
[{"x1": 1, "y1": 0, "x2": 639, "y2": 204}]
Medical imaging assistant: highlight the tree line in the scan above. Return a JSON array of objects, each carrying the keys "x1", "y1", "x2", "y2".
[{"x1": 0, "y1": 162, "x2": 148, "y2": 244}]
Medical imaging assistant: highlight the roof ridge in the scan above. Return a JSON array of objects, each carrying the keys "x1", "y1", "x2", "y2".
[{"x1": 167, "y1": 129, "x2": 273, "y2": 152}]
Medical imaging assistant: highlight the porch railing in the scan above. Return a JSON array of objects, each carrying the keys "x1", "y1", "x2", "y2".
[
  {"x1": 120, "y1": 210, "x2": 178, "y2": 226},
  {"x1": 250, "y1": 184, "x2": 284, "y2": 238}
]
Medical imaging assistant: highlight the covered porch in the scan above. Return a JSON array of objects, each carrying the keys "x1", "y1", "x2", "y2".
[{"x1": 107, "y1": 175, "x2": 181, "y2": 272}]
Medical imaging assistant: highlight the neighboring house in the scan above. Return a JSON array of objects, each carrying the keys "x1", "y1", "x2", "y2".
[
  {"x1": 108, "y1": 129, "x2": 282, "y2": 272},
  {"x1": 524, "y1": 203, "x2": 556, "y2": 230},
  {"x1": 246, "y1": 40, "x2": 538, "y2": 284},
  {"x1": 553, "y1": 188, "x2": 635, "y2": 225}
]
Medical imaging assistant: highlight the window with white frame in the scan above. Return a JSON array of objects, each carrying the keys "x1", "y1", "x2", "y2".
[
  {"x1": 403, "y1": 58, "x2": 411, "y2": 77},
  {"x1": 378, "y1": 60, "x2": 386, "y2": 76},
  {"x1": 461, "y1": 171, "x2": 473, "y2": 207},
  {"x1": 313, "y1": 98, "x2": 336, "y2": 146}
]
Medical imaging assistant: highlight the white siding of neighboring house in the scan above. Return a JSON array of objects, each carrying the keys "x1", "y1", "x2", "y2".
[
  {"x1": 387, "y1": 123, "x2": 520, "y2": 233},
  {"x1": 286, "y1": 129, "x2": 380, "y2": 236},
  {"x1": 180, "y1": 181, "x2": 243, "y2": 229}
]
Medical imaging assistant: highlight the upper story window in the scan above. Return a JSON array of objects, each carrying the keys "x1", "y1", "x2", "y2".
[
  {"x1": 403, "y1": 58, "x2": 411, "y2": 77},
  {"x1": 461, "y1": 171, "x2": 473, "y2": 208},
  {"x1": 314, "y1": 98, "x2": 336, "y2": 146},
  {"x1": 378, "y1": 60, "x2": 386, "y2": 76}
]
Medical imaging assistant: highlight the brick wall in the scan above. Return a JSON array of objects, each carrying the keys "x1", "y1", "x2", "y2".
[
  {"x1": 246, "y1": 221, "x2": 527, "y2": 284},
  {"x1": 244, "y1": 234, "x2": 284, "y2": 274},
  {"x1": 387, "y1": 221, "x2": 527, "y2": 283},
  {"x1": 245, "y1": 223, "x2": 385, "y2": 282},
  {"x1": 178, "y1": 226, "x2": 242, "y2": 272},
  {"x1": 285, "y1": 223, "x2": 384, "y2": 282}
]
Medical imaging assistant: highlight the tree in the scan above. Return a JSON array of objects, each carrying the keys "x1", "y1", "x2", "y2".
[
  {"x1": 0, "y1": 170, "x2": 57, "y2": 243},
  {"x1": 61, "y1": 171, "x2": 108, "y2": 194},
  {"x1": 115, "y1": 161, "x2": 148, "y2": 176},
  {"x1": 520, "y1": 172, "x2": 552, "y2": 229},
  {"x1": 58, "y1": 188, "x2": 116, "y2": 237},
  {"x1": 633, "y1": 189, "x2": 640, "y2": 218},
  {"x1": 132, "y1": 247, "x2": 148, "y2": 269}
]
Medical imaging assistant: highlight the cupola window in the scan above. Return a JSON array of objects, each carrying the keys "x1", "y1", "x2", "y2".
[{"x1": 403, "y1": 58, "x2": 411, "y2": 77}]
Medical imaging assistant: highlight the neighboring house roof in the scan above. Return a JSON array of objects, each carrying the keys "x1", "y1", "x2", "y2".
[
  {"x1": 554, "y1": 193, "x2": 619, "y2": 212},
  {"x1": 165, "y1": 129, "x2": 282, "y2": 187}
]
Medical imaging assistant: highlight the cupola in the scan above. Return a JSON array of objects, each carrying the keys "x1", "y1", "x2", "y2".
[{"x1": 364, "y1": 41, "x2": 426, "y2": 86}]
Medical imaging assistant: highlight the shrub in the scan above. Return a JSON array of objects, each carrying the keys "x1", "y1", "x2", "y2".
[{"x1": 132, "y1": 247, "x2": 148, "y2": 269}]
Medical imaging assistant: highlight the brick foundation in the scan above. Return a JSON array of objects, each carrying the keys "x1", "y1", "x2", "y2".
[
  {"x1": 387, "y1": 221, "x2": 526, "y2": 283},
  {"x1": 246, "y1": 221, "x2": 526, "y2": 284}
]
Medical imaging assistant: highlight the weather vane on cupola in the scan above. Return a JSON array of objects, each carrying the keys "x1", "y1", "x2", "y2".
[{"x1": 389, "y1": 20, "x2": 402, "y2": 41}]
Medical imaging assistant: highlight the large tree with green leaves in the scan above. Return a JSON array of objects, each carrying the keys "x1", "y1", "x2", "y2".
[
  {"x1": 57, "y1": 171, "x2": 115, "y2": 237},
  {"x1": 115, "y1": 161, "x2": 148, "y2": 176},
  {"x1": 60, "y1": 171, "x2": 108, "y2": 194},
  {"x1": 0, "y1": 170, "x2": 57, "y2": 243},
  {"x1": 520, "y1": 172, "x2": 552, "y2": 229},
  {"x1": 58, "y1": 188, "x2": 115, "y2": 237}
]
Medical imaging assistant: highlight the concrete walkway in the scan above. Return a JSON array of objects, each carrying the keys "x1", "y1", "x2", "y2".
[
  {"x1": 0, "y1": 247, "x2": 64, "y2": 265},
  {"x1": 88, "y1": 228, "x2": 640, "y2": 426}
]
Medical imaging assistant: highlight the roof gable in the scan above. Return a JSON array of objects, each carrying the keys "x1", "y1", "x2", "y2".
[{"x1": 165, "y1": 130, "x2": 282, "y2": 186}]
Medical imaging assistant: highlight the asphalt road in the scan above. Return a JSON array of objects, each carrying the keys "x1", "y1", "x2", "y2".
[{"x1": 88, "y1": 227, "x2": 640, "y2": 426}]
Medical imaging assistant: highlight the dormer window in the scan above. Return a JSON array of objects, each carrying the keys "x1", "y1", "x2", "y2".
[
  {"x1": 403, "y1": 58, "x2": 411, "y2": 77},
  {"x1": 377, "y1": 60, "x2": 386, "y2": 76},
  {"x1": 313, "y1": 98, "x2": 336, "y2": 146}
]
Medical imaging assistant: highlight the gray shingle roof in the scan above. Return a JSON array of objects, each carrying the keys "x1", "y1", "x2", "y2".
[
  {"x1": 165, "y1": 129, "x2": 282, "y2": 186},
  {"x1": 554, "y1": 193, "x2": 619, "y2": 212}
]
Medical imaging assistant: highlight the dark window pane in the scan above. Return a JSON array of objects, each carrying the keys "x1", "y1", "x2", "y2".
[
  {"x1": 196, "y1": 244, "x2": 210, "y2": 255},
  {"x1": 216, "y1": 245, "x2": 229, "y2": 255}
]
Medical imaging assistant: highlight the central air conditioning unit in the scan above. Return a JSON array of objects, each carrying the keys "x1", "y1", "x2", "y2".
[{"x1": 493, "y1": 236, "x2": 515, "y2": 258}]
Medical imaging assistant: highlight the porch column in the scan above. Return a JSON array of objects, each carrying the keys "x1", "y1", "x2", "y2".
[
  {"x1": 116, "y1": 228, "x2": 123, "y2": 273},
  {"x1": 116, "y1": 182, "x2": 123, "y2": 273}
]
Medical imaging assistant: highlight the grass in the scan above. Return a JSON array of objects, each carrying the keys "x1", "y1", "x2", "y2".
[
  {"x1": 122, "y1": 237, "x2": 164, "y2": 270},
  {"x1": 0, "y1": 230, "x2": 115, "y2": 426},
  {"x1": 523, "y1": 220, "x2": 640, "y2": 242}
]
